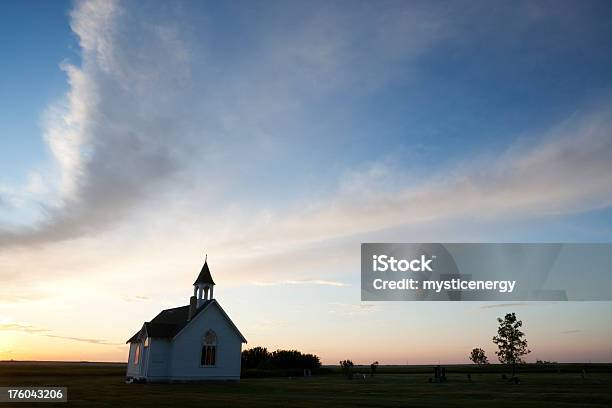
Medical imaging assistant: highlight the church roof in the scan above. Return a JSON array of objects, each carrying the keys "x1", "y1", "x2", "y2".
[
  {"x1": 143, "y1": 322, "x2": 177, "y2": 338},
  {"x1": 193, "y1": 261, "x2": 215, "y2": 285},
  {"x1": 126, "y1": 300, "x2": 211, "y2": 343},
  {"x1": 126, "y1": 299, "x2": 247, "y2": 343}
]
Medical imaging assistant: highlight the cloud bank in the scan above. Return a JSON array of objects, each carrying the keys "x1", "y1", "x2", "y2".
[{"x1": 1, "y1": 0, "x2": 196, "y2": 246}]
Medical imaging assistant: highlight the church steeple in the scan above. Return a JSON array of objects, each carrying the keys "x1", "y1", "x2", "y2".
[{"x1": 193, "y1": 256, "x2": 215, "y2": 307}]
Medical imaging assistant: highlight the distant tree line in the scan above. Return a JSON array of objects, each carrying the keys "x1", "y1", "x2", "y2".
[
  {"x1": 536, "y1": 360, "x2": 557, "y2": 365},
  {"x1": 242, "y1": 347, "x2": 321, "y2": 370}
]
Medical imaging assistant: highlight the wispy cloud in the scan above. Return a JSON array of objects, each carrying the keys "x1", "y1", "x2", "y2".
[
  {"x1": 0, "y1": 323, "x2": 49, "y2": 333},
  {"x1": 328, "y1": 302, "x2": 380, "y2": 316},
  {"x1": 42, "y1": 335, "x2": 123, "y2": 346},
  {"x1": 480, "y1": 302, "x2": 558, "y2": 309},
  {"x1": 251, "y1": 279, "x2": 348, "y2": 287},
  {"x1": 561, "y1": 329, "x2": 582, "y2": 334},
  {"x1": 122, "y1": 295, "x2": 150, "y2": 303},
  {"x1": 0, "y1": 292, "x2": 49, "y2": 304},
  {"x1": 255, "y1": 108, "x2": 612, "y2": 245},
  {"x1": 0, "y1": 322, "x2": 121, "y2": 346},
  {"x1": 480, "y1": 303, "x2": 530, "y2": 309}
]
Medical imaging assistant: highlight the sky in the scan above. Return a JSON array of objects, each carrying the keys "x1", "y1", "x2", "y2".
[{"x1": 1, "y1": 0, "x2": 612, "y2": 364}]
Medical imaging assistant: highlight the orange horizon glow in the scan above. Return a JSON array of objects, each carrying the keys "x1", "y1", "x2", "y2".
[{"x1": 2, "y1": 331, "x2": 611, "y2": 366}]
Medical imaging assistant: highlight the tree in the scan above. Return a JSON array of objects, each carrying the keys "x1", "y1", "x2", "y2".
[
  {"x1": 469, "y1": 348, "x2": 489, "y2": 366},
  {"x1": 339, "y1": 359, "x2": 354, "y2": 379},
  {"x1": 269, "y1": 349, "x2": 321, "y2": 369},
  {"x1": 492, "y1": 313, "x2": 530, "y2": 377},
  {"x1": 241, "y1": 347, "x2": 270, "y2": 369},
  {"x1": 370, "y1": 361, "x2": 379, "y2": 377},
  {"x1": 241, "y1": 347, "x2": 321, "y2": 370}
]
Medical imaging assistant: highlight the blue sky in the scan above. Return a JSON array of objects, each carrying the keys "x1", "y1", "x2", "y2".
[
  {"x1": 1, "y1": 1, "x2": 74, "y2": 182},
  {"x1": 1, "y1": 0, "x2": 612, "y2": 363}
]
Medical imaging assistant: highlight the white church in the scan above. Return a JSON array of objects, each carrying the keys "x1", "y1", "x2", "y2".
[{"x1": 126, "y1": 259, "x2": 247, "y2": 382}]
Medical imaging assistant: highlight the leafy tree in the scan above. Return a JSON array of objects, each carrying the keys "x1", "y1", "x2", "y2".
[
  {"x1": 270, "y1": 349, "x2": 321, "y2": 369},
  {"x1": 339, "y1": 359, "x2": 354, "y2": 379},
  {"x1": 469, "y1": 348, "x2": 489, "y2": 366},
  {"x1": 241, "y1": 347, "x2": 321, "y2": 370},
  {"x1": 492, "y1": 313, "x2": 530, "y2": 376},
  {"x1": 241, "y1": 346, "x2": 270, "y2": 369},
  {"x1": 370, "y1": 361, "x2": 379, "y2": 377}
]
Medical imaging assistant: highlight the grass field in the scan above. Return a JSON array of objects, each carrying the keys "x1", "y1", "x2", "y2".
[{"x1": 1, "y1": 362, "x2": 611, "y2": 407}]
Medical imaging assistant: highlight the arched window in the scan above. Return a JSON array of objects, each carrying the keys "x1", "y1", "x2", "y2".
[
  {"x1": 201, "y1": 330, "x2": 217, "y2": 366},
  {"x1": 134, "y1": 344, "x2": 141, "y2": 365}
]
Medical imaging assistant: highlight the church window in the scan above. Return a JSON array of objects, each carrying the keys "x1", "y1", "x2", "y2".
[
  {"x1": 134, "y1": 344, "x2": 141, "y2": 365},
  {"x1": 201, "y1": 330, "x2": 217, "y2": 366}
]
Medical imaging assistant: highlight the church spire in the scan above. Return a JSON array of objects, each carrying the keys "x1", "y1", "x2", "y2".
[
  {"x1": 193, "y1": 255, "x2": 215, "y2": 307},
  {"x1": 194, "y1": 257, "x2": 215, "y2": 286}
]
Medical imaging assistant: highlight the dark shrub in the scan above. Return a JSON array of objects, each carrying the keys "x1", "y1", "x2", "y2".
[
  {"x1": 241, "y1": 347, "x2": 321, "y2": 371},
  {"x1": 241, "y1": 347, "x2": 270, "y2": 369}
]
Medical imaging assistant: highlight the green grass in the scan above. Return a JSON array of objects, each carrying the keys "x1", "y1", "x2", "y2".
[{"x1": 1, "y1": 362, "x2": 611, "y2": 407}]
